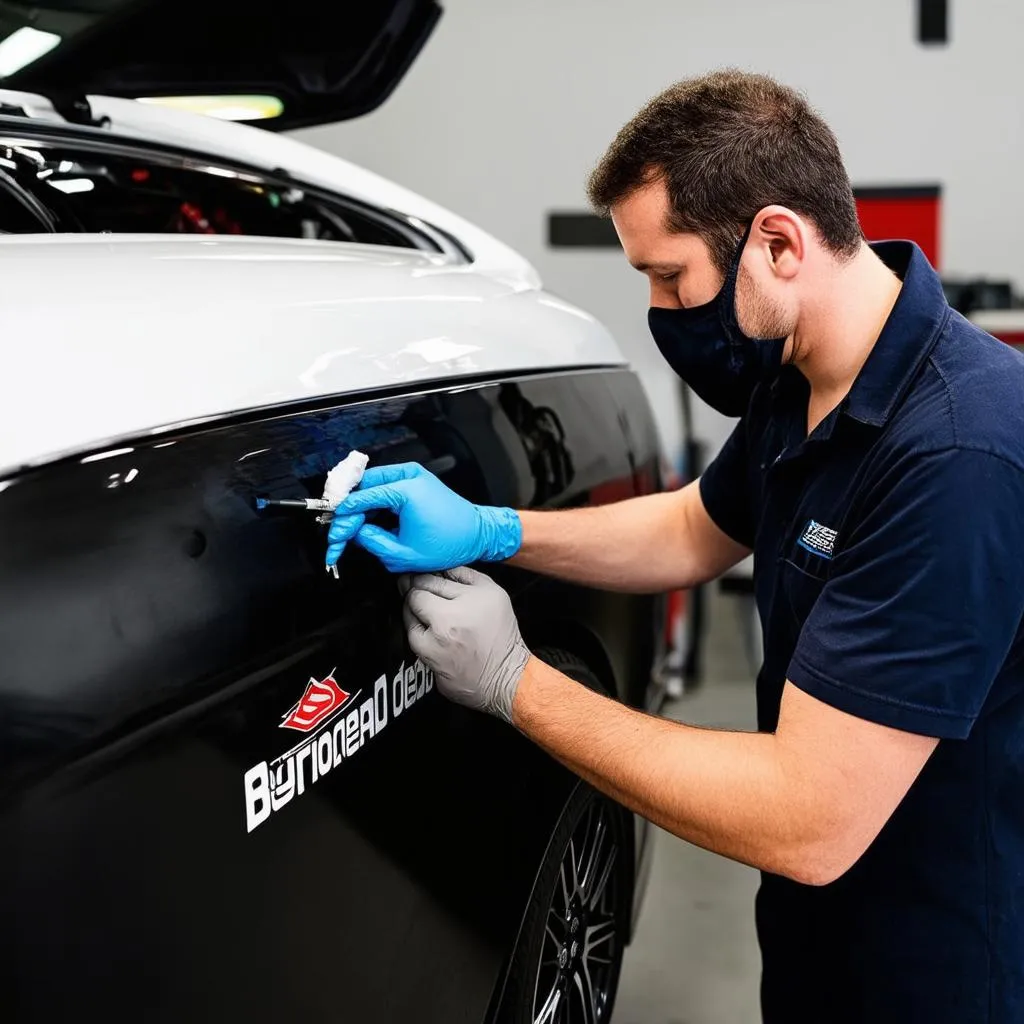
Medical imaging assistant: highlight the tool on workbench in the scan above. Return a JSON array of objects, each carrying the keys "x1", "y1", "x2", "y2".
[{"x1": 256, "y1": 450, "x2": 369, "y2": 578}]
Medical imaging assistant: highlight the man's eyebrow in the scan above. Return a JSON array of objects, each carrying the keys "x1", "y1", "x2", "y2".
[{"x1": 630, "y1": 261, "x2": 679, "y2": 273}]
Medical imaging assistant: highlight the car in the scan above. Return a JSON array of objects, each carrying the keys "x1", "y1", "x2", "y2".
[{"x1": 0, "y1": 2, "x2": 674, "y2": 1022}]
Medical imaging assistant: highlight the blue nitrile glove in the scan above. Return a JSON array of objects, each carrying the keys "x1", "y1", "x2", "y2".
[
  {"x1": 324, "y1": 462, "x2": 521, "y2": 573},
  {"x1": 321, "y1": 512, "x2": 365, "y2": 571}
]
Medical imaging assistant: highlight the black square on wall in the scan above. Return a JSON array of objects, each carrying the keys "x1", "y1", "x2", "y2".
[{"x1": 919, "y1": 0, "x2": 948, "y2": 44}]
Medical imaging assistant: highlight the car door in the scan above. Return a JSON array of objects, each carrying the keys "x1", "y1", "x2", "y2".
[{"x1": 0, "y1": 366, "x2": 659, "y2": 1023}]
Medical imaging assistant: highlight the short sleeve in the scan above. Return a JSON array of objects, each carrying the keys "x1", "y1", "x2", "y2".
[
  {"x1": 699, "y1": 420, "x2": 756, "y2": 548},
  {"x1": 789, "y1": 447, "x2": 1024, "y2": 738}
]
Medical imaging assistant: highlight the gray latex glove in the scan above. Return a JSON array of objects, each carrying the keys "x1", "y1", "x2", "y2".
[{"x1": 399, "y1": 566, "x2": 530, "y2": 723}]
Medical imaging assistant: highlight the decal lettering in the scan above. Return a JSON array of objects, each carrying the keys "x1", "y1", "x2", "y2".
[
  {"x1": 359, "y1": 699, "x2": 376, "y2": 745},
  {"x1": 271, "y1": 760, "x2": 295, "y2": 812},
  {"x1": 295, "y1": 746, "x2": 311, "y2": 794},
  {"x1": 333, "y1": 719, "x2": 346, "y2": 767},
  {"x1": 345, "y1": 708, "x2": 360, "y2": 756},
  {"x1": 374, "y1": 674, "x2": 389, "y2": 733},
  {"x1": 244, "y1": 763, "x2": 271, "y2": 832},
  {"x1": 393, "y1": 664, "x2": 406, "y2": 716},
  {"x1": 404, "y1": 665, "x2": 417, "y2": 709},
  {"x1": 317, "y1": 732, "x2": 333, "y2": 777},
  {"x1": 244, "y1": 659, "x2": 436, "y2": 833}
]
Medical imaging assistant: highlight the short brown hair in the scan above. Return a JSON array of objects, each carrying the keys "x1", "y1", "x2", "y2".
[{"x1": 587, "y1": 70, "x2": 862, "y2": 273}]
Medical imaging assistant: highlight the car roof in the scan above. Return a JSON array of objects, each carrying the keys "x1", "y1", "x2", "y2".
[{"x1": 0, "y1": 235, "x2": 625, "y2": 477}]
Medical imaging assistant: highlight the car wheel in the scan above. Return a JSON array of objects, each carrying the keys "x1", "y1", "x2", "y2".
[{"x1": 499, "y1": 651, "x2": 631, "y2": 1024}]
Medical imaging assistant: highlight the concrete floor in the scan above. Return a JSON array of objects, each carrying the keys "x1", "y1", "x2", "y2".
[{"x1": 614, "y1": 590, "x2": 763, "y2": 1024}]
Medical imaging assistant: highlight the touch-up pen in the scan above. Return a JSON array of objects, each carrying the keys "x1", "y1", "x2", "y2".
[
  {"x1": 254, "y1": 497, "x2": 333, "y2": 511},
  {"x1": 254, "y1": 450, "x2": 370, "y2": 581}
]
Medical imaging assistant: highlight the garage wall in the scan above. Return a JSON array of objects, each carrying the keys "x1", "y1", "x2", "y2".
[{"x1": 293, "y1": 0, "x2": 1024, "y2": 465}]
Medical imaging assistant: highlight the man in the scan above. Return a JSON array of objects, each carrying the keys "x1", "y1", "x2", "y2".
[{"x1": 326, "y1": 71, "x2": 1024, "y2": 1022}]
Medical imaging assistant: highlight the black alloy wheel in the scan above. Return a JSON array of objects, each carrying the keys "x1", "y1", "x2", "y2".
[{"x1": 531, "y1": 796, "x2": 623, "y2": 1023}]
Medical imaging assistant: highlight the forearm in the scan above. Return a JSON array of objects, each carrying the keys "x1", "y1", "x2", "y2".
[
  {"x1": 512, "y1": 656, "x2": 825, "y2": 881},
  {"x1": 402, "y1": 567, "x2": 934, "y2": 886},
  {"x1": 511, "y1": 490, "x2": 703, "y2": 592}
]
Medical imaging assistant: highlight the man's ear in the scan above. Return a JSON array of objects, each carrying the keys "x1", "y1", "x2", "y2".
[{"x1": 752, "y1": 206, "x2": 805, "y2": 280}]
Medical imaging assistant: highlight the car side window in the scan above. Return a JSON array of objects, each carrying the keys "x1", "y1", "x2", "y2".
[{"x1": 0, "y1": 135, "x2": 443, "y2": 252}]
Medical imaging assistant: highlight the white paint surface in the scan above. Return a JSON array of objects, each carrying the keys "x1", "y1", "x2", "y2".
[{"x1": 0, "y1": 235, "x2": 623, "y2": 475}]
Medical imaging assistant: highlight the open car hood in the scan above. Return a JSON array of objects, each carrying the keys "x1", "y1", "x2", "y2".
[{"x1": 0, "y1": 0, "x2": 441, "y2": 130}]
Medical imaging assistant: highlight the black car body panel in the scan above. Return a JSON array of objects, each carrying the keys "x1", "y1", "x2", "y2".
[{"x1": 0, "y1": 368, "x2": 664, "y2": 1022}]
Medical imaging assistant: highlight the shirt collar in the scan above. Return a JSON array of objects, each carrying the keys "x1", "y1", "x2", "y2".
[{"x1": 841, "y1": 241, "x2": 950, "y2": 427}]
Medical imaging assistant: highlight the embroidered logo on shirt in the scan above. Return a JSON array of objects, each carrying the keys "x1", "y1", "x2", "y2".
[{"x1": 798, "y1": 519, "x2": 838, "y2": 559}]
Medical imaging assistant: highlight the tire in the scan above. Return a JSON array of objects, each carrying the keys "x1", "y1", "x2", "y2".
[{"x1": 498, "y1": 650, "x2": 632, "y2": 1024}]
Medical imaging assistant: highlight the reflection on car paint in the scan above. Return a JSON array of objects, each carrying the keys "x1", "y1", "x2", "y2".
[{"x1": 0, "y1": 369, "x2": 662, "y2": 1023}]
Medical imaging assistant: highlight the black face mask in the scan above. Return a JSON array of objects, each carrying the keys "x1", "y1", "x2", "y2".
[{"x1": 647, "y1": 230, "x2": 787, "y2": 417}]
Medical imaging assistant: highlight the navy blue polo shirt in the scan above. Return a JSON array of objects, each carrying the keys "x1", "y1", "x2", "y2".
[{"x1": 700, "y1": 241, "x2": 1024, "y2": 1023}]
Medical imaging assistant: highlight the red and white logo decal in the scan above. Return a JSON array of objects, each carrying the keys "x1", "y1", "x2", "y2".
[
  {"x1": 280, "y1": 671, "x2": 351, "y2": 733},
  {"x1": 244, "y1": 658, "x2": 436, "y2": 832}
]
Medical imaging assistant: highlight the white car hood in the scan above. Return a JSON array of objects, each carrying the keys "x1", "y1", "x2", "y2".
[{"x1": 0, "y1": 235, "x2": 624, "y2": 476}]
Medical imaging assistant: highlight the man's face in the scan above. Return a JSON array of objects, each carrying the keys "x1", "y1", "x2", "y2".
[
  {"x1": 611, "y1": 180, "x2": 722, "y2": 309},
  {"x1": 611, "y1": 179, "x2": 797, "y2": 341}
]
